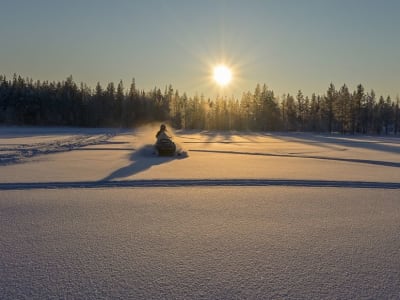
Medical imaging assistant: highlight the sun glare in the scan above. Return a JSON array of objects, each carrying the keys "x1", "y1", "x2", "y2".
[{"x1": 213, "y1": 65, "x2": 232, "y2": 86}]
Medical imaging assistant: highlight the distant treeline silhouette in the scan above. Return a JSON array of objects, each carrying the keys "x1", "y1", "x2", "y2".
[{"x1": 0, "y1": 74, "x2": 399, "y2": 134}]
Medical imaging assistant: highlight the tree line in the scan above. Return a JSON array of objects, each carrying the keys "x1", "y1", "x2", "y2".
[{"x1": 0, "y1": 74, "x2": 399, "y2": 134}]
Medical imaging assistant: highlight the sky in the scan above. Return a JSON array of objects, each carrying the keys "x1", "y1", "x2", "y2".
[{"x1": 1, "y1": 0, "x2": 400, "y2": 99}]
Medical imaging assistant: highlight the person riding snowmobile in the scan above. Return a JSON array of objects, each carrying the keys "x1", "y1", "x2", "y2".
[
  {"x1": 155, "y1": 124, "x2": 171, "y2": 141},
  {"x1": 154, "y1": 124, "x2": 176, "y2": 155}
]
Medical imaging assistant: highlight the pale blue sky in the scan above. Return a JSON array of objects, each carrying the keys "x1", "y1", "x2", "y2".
[{"x1": 1, "y1": 0, "x2": 399, "y2": 98}]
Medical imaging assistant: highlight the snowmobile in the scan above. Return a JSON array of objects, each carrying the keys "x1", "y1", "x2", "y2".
[
  {"x1": 154, "y1": 137, "x2": 177, "y2": 156},
  {"x1": 153, "y1": 124, "x2": 186, "y2": 157}
]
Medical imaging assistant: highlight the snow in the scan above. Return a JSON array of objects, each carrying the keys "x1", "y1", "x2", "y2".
[{"x1": 1, "y1": 126, "x2": 400, "y2": 299}]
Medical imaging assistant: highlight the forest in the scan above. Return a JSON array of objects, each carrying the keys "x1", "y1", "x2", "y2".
[{"x1": 0, "y1": 74, "x2": 399, "y2": 134}]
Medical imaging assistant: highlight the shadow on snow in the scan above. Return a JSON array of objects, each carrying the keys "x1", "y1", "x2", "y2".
[
  {"x1": 269, "y1": 133, "x2": 400, "y2": 154},
  {"x1": 188, "y1": 149, "x2": 400, "y2": 168},
  {"x1": 102, "y1": 145, "x2": 186, "y2": 181}
]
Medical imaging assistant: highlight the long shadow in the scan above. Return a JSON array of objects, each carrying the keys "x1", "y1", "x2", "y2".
[
  {"x1": 76, "y1": 147, "x2": 135, "y2": 151},
  {"x1": 200, "y1": 130, "x2": 236, "y2": 143},
  {"x1": 189, "y1": 149, "x2": 400, "y2": 168},
  {"x1": 188, "y1": 131, "x2": 269, "y2": 144},
  {"x1": 102, "y1": 145, "x2": 185, "y2": 181},
  {"x1": 271, "y1": 133, "x2": 400, "y2": 154},
  {"x1": 0, "y1": 179, "x2": 399, "y2": 190},
  {"x1": 183, "y1": 141, "x2": 255, "y2": 144}
]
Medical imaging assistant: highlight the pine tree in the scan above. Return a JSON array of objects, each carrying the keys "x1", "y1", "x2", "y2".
[
  {"x1": 383, "y1": 96, "x2": 393, "y2": 134},
  {"x1": 124, "y1": 78, "x2": 139, "y2": 126},
  {"x1": 240, "y1": 91, "x2": 253, "y2": 130},
  {"x1": 282, "y1": 94, "x2": 297, "y2": 131},
  {"x1": 365, "y1": 90, "x2": 376, "y2": 133},
  {"x1": 115, "y1": 80, "x2": 124, "y2": 126},
  {"x1": 336, "y1": 84, "x2": 351, "y2": 133},
  {"x1": 296, "y1": 90, "x2": 306, "y2": 131},
  {"x1": 395, "y1": 97, "x2": 400, "y2": 135},
  {"x1": 309, "y1": 93, "x2": 320, "y2": 131},
  {"x1": 325, "y1": 83, "x2": 337, "y2": 133},
  {"x1": 352, "y1": 84, "x2": 364, "y2": 134}
]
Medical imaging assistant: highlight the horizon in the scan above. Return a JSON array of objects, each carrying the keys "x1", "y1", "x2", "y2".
[{"x1": 1, "y1": 73, "x2": 397, "y2": 101}]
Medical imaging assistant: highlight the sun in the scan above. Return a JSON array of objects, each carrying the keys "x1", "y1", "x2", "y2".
[{"x1": 213, "y1": 65, "x2": 232, "y2": 86}]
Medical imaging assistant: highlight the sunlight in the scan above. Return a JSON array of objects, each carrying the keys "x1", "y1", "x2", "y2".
[{"x1": 213, "y1": 65, "x2": 232, "y2": 86}]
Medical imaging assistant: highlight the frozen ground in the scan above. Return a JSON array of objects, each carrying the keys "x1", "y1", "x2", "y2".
[{"x1": 1, "y1": 126, "x2": 400, "y2": 299}]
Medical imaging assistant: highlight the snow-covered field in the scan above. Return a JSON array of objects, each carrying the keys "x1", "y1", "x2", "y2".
[{"x1": 1, "y1": 126, "x2": 399, "y2": 299}]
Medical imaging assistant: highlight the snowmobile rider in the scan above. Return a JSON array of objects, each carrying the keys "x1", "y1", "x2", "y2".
[{"x1": 156, "y1": 124, "x2": 171, "y2": 141}]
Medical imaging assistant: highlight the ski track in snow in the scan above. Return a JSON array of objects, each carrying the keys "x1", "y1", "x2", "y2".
[{"x1": 0, "y1": 133, "x2": 114, "y2": 165}]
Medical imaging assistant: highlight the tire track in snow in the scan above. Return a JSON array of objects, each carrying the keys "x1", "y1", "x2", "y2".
[
  {"x1": 0, "y1": 133, "x2": 114, "y2": 165},
  {"x1": 0, "y1": 179, "x2": 399, "y2": 190}
]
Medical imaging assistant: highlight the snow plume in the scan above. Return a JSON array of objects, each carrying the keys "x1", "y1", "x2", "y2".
[
  {"x1": 135, "y1": 122, "x2": 176, "y2": 139},
  {"x1": 133, "y1": 122, "x2": 183, "y2": 149}
]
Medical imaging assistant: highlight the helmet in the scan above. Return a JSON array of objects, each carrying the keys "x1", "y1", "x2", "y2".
[{"x1": 160, "y1": 124, "x2": 166, "y2": 130}]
